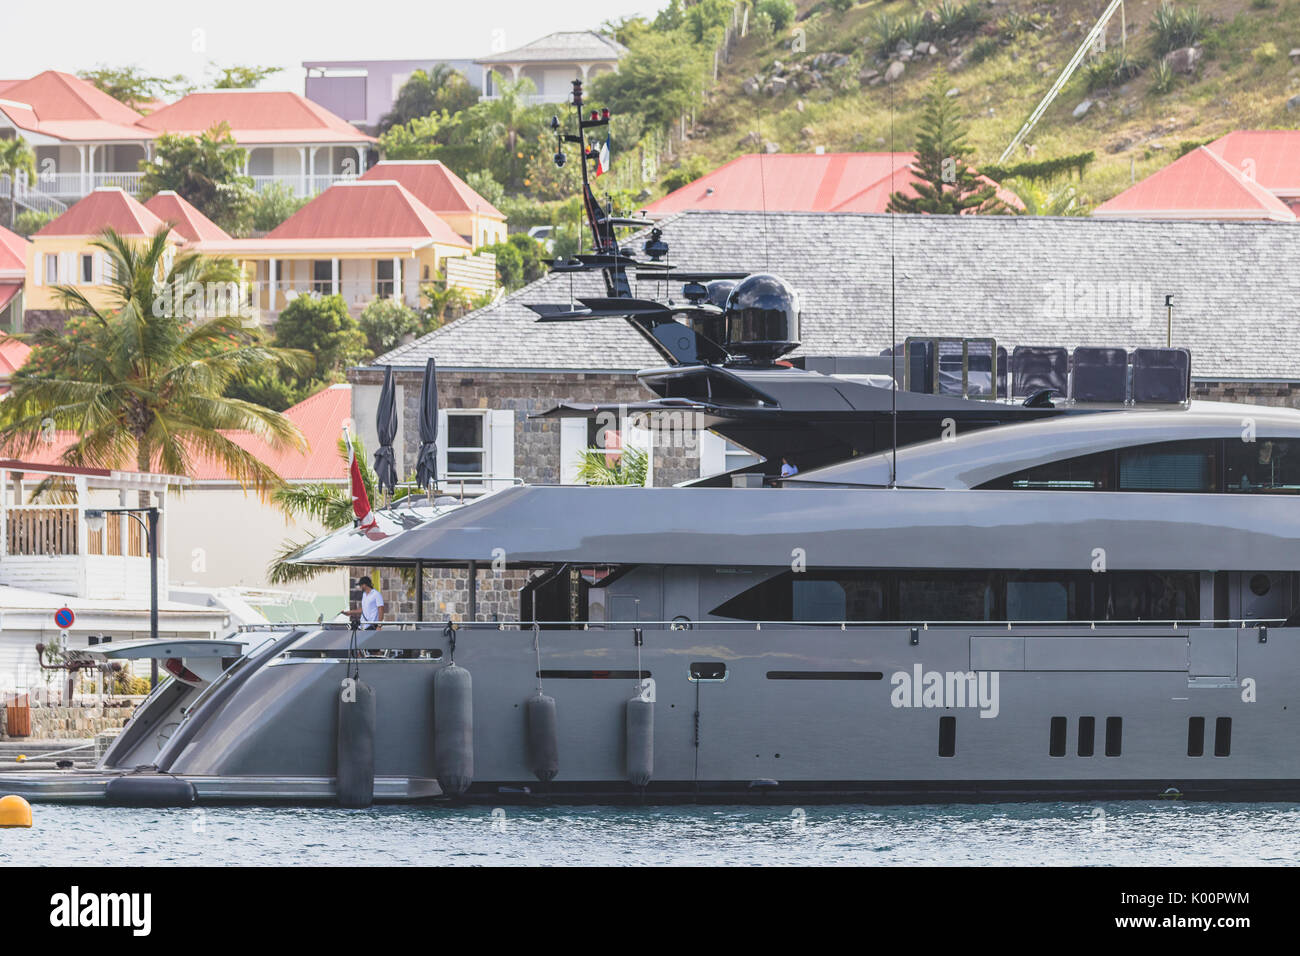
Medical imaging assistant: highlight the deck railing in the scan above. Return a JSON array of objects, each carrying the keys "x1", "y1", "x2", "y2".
[{"x1": 4, "y1": 506, "x2": 78, "y2": 556}]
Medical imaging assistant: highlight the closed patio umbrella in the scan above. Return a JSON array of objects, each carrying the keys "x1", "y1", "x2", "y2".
[
  {"x1": 416, "y1": 356, "x2": 439, "y2": 490},
  {"x1": 374, "y1": 364, "x2": 399, "y2": 496}
]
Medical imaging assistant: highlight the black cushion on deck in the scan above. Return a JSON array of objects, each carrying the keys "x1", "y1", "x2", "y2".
[
  {"x1": 1011, "y1": 346, "x2": 1068, "y2": 399},
  {"x1": 1071, "y1": 347, "x2": 1129, "y2": 403},
  {"x1": 1132, "y1": 347, "x2": 1191, "y2": 403}
]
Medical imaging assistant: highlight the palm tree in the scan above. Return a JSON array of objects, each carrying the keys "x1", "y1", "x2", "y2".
[
  {"x1": 0, "y1": 227, "x2": 311, "y2": 503},
  {"x1": 267, "y1": 435, "x2": 420, "y2": 586},
  {"x1": 1006, "y1": 178, "x2": 1090, "y2": 217},
  {"x1": 574, "y1": 446, "x2": 649, "y2": 486},
  {"x1": 0, "y1": 136, "x2": 37, "y2": 183},
  {"x1": 476, "y1": 73, "x2": 539, "y2": 189}
]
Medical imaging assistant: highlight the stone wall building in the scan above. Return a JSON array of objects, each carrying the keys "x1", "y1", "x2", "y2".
[{"x1": 348, "y1": 209, "x2": 1300, "y2": 621}]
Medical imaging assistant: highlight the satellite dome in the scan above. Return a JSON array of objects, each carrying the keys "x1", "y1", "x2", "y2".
[
  {"x1": 724, "y1": 273, "x2": 800, "y2": 364},
  {"x1": 690, "y1": 279, "x2": 736, "y2": 346}
]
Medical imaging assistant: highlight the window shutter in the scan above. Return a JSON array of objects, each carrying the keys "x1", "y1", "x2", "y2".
[
  {"x1": 698, "y1": 430, "x2": 726, "y2": 478},
  {"x1": 59, "y1": 251, "x2": 74, "y2": 283},
  {"x1": 99, "y1": 251, "x2": 112, "y2": 285},
  {"x1": 489, "y1": 409, "x2": 515, "y2": 488},
  {"x1": 435, "y1": 410, "x2": 448, "y2": 481},
  {"x1": 560, "y1": 417, "x2": 586, "y2": 485},
  {"x1": 34, "y1": 253, "x2": 43, "y2": 287}
]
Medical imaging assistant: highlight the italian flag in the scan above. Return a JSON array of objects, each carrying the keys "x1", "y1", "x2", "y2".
[
  {"x1": 344, "y1": 427, "x2": 377, "y2": 530},
  {"x1": 595, "y1": 134, "x2": 611, "y2": 177}
]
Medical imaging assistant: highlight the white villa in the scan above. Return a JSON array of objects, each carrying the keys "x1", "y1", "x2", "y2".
[
  {"x1": 0, "y1": 73, "x2": 375, "y2": 217},
  {"x1": 475, "y1": 31, "x2": 627, "y2": 103}
]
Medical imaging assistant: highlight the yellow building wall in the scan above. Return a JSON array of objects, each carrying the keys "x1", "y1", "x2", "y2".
[
  {"x1": 26, "y1": 235, "x2": 178, "y2": 312},
  {"x1": 438, "y1": 212, "x2": 507, "y2": 250}
]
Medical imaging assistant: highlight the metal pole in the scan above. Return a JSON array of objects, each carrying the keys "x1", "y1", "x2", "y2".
[
  {"x1": 415, "y1": 559, "x2": 424, "y2": 622},
  {"x1": 148, "y1": 507, "x2": 158, "y2": 688},
  {"x1": 467, "y1": 560, "x2": 478, "y2": 622}
]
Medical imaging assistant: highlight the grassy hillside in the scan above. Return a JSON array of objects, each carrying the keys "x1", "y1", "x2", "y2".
[{"x1": 663, "y1": 0, "x2": 1300, "y2": 205}]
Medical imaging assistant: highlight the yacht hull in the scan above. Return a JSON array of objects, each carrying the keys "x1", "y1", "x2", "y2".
[{"x1": 10, "y1": 623, "x2": 1293, "y2": 805}]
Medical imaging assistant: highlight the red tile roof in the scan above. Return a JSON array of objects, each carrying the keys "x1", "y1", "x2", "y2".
[
  {"x1": 642, "y1": 152, "x2": 1019, "y2": 215},
  {"x1": 1205, "y1": 130, "x2": 1300, "y2": 199},
  {"x1": 143, "y1": 191, "x2": 231, "y2": 243},
  {"x1": 138, "y1": 90, "x2": 374, "y2": 144},
  {"x1": 266, "y1": 180, "x2": 470, "y2": 247},
  {"x1": 361, "y1": 161, "x2": 505, "y2": 218},
  {"x1": 1093, "y1": 146, "x2": 1296, "y2": 222},
  {"x1": 191, "y1": 383, "x2": 351, "y2": 482},
  {"x1": 35, "y1": 187, "x2": 171, "y2": 238},
  {"x1": 11, "y1": 384, "x2": 350, "y2": 483},
  {"x1": 0, "y1": 70, "x2": 150, "y2": 142},
  {"x1": 0, "y1": 337, "x2": 30, "y2": 377},
  {"x1": 0, "y1": 224, "x2": 27, "y2": 275}
]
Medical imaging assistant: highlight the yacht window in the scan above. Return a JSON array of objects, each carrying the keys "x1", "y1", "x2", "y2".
[
  {"x1": 1224, "y1": 438, "x2": 1300, "y2": 494},
  {"x1": 897, "y1": 573, "x2": 994, "y2": 622},
  {"x1": 711, "y1": 569, "x2": 1198, "y2": 623},
  {"x1": 792, "y1": 579, "x2": 847, "y2": 621},
  {"x1": 1006, "y1": 577, "x2": 1072, "y2": 621},
  {"x1": 1118, "y1": 441, "x2": 1216, "y2": 491},
  {"x1": 982, "y1": 450, "x2": 1112, "y2": 490},
  {"x1": 446, "y1": 413, "x2": 485, "y2": 476}
]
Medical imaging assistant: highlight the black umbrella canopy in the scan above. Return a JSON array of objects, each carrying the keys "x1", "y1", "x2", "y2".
[
  {"x1": 417, "y1": 356, "x2": 438, "y2": 489},
  {"x1": 374, "y1": 365, "x2": 399, "y2": 496}
]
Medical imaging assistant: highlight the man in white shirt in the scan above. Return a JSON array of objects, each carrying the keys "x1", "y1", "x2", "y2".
[{"x1": 357, "y1": 576, "x2": 385, "y2": 630}]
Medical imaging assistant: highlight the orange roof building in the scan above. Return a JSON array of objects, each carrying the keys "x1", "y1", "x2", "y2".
[
  {"x1": 142, "y1": 190, "x2": 232, "y2": 245},
  {"x1": 0, "y1": 70, "x2": 152, "y2": 202},
  {"x1": 25, "y1": 187, "x2": 181, "y2": 316},
  {"x1": 643, "y1": 152, "x2": 1021, "y2": 216},
  {"x1": 360, "y1": 160, "x2": 506, "y2": 248},
  {"x1": 1095, "y1": 136, "x2": 1300, "y2": 222},
  {"x1": 138, "y1": 90, "x2": 376, "y2": 200},
  {"x1": 203, "y1": 180, "x2": 486, "y2": 322},
  {"x1": 0, "y1": 224, "x2": 27, "y2": 331}
]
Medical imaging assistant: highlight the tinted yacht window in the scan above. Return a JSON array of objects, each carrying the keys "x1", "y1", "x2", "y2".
[
  {"x1": 1118, "y1": 440, "x2": 1216, "y2": 491},
  {"x1": 980, "y1": 440, "x2": 1220, "y2": 492},
  {"x1": 1224, "y1": 439, "x2": 1300, "y2": 494}
]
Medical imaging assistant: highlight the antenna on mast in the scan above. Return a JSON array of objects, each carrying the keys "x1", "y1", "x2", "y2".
[{"x1": 889, "y1": 81, "x2": 898, "y2": 490}]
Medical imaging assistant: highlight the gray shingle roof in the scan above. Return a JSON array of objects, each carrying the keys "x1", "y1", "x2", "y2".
[
  {"x1": 476, "y1": 31, "x2": 627, "y2": 64},
  {"x1": 374, "y1": 211, "x2": 1300, "y2": 380}
]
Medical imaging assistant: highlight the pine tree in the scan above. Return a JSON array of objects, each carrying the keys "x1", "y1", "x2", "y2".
[{"x1": 887, "y1": 70, "x2": 1005, "y2": 215}]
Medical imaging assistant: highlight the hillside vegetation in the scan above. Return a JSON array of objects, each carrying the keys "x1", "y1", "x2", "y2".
[{"x1": 647, "y1": 0, "x2": 1300, "y2": 206}]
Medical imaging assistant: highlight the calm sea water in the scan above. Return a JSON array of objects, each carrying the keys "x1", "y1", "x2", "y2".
[{"x1": 2, "y1": 801, "x2": 1299, "y2": 865}]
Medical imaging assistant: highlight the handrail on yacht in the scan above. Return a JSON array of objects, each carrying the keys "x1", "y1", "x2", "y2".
[{"x1": 238, "y1": 617, "x2": 1288, "y2": 632}]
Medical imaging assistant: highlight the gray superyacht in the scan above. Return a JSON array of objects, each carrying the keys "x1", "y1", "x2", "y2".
[{"x1": 8, "y1": 80, "x2": 1300, "y2": 806}]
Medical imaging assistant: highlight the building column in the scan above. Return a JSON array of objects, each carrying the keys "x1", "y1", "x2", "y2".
[
  {"x1": 308, "y1": 146, "x2": 320, "y2": 195},
  {"x1": 299, "y1": 146, "x2": 308, "y2": 197},
  {"x1": 267, "y1": 257, "x2": 277, "y2": 313},
  {"x1": 331, "y1": 258, "x2": 340, "y2": 296},
  {"x1": 392, "y1": 256, "x2": 401, "y2": 302},
  {"x1": 74, "y1": 476, "x2": 89, "y2": 557},
  {"x1": 353, "y1": 145, "x2": 366, "y2": 177},
  {"x1": 0, "y1": 468, "x2": 7, "y2": 560},
  {"x1": 155, "y1": 488, "x2": 166, "y2": 562},
  {"x1": 79, "y1": 144, "x2": 88, "y2": 196}
]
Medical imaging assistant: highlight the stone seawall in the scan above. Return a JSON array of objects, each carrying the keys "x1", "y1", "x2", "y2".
[{"x1": 3, "y1": 705, "x2": 133, "y2": 740}]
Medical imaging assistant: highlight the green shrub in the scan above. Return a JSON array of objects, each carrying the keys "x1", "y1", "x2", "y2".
[
  {"x1": 358, "y1": 298, "x2": 422, "y2": 356},
  {"x1": 13, "y1": 209, "x2": 54, "y2": 236},
  {"x1": 937, "y1": 0, "x2": 987, "y2": 36},
  {"x1": 1253, "y1": 41, "x2": 1279, "y2": 65},
  {"x1": 756, "y1": 0, "x2": 797, "y2": 33},
  {"x1": 249, "y1": 181, "x2": 308, "y2": 233},
  {"x1": 827, "y1": 0, "x2": 854, "y2": 12},
  {"x1": 1151, "y1": 3, "x2": 1207, "y2": 56},
  {"x1": 1083, "y1": 48, "x2": 1144, "y2": 92},
  {"x1": 1150, "y1": 59, "x2": 1176, "y2": 94}
]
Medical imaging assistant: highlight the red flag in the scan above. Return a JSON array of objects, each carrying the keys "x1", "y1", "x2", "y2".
[{"x1": 345, "y1": 428, "x2": 376, "y2": 530}]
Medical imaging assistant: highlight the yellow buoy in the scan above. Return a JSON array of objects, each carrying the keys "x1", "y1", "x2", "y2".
[
  {"x1": 14, "y1": 755, "x2": 25, "y2": 763},
  {"x1": 0, "y1": 795, "x2": 32, "y2": 828}
]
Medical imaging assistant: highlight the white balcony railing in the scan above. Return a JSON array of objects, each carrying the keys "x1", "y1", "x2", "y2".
[
  {"x1": 248, "y1": 281, "x2": 416, "y2": 316},
  {"x1": 29, "y1": 171, "x2": 145, "y2": 199},
  {"x1": 249, "y1": 173, "x2": 357, "y2": 197}
]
